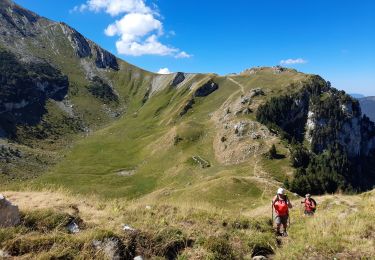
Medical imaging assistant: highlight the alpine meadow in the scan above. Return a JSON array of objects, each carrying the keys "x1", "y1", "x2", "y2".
[{"x1": 0, "y1": 0, "x2": 374, "y2": 259}]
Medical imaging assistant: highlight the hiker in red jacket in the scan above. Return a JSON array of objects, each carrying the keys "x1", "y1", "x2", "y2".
[
  {"x1": 301, "y1": 194, "x2": 316, "y2": 216},
  {"x1": 272, "y1": 188, "x2": 293, "y2": 236}
]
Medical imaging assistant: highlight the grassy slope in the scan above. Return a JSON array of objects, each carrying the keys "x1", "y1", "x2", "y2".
[
  {"x1": 1, "y1": 189, "x2": 373, "y2": 259},
  {"x1": 5, "y1": 70, "x2": 309, "y2": 212}
]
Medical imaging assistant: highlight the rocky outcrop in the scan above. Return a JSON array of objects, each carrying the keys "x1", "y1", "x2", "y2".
[
  {"x1": 92, "y1": 237, "x2": 126, "y2": 260},
  {"x1": 0, "y1": 49, "x2": 69, "y2": 136},
  {"x1": 194, "y1": 80, "x2": 218, "y2": 97},
  {"x1": 60, "y1": 23, "x2": 92, "y2": 58},
  {"x1": 171, "y1": 72, "x2": 185, "y2": 87},
  {"x1": 94, "y1": 46, "x2": 119, "y2": 71},
  {"x1": 257, "y1": 77, "x2": 375, "y2": 158},
  {"x1": 0, "y1": 194, "x2": 20, "y2": 227},
  {"x1": 0, "y1": 0, "x2": 40, "y2": 37},
  {"x1": 180, "y1": 98, "x2": 195, "y2": 116}
]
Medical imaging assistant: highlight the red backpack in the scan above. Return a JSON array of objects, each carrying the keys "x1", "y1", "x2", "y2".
[{"x1": 274, "y1": 195, "x2": 289, "y2": 216}]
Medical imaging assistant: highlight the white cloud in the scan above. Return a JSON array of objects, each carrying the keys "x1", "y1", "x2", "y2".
[
  {"x1": 280, "y1": 58, "x2": 307, "y2": 65},
  {"x1": 105, "y1": 13, "x2": 162, "y2": 38},
  {"x1": 157, "y1": 68, "x2": 172, "y2": 74},
  {"x1": 77, "y1": 0, "x2": 150, "y2": 16},
  {"x1": 117, "y1": 35, "x2": 178, "y2": 56},
  {"x1": 73, "y1": 0, "x2": 191, "y2": 58},
  {"x1": 175, "y1": 51, "x2": 192, "y2": 59}
]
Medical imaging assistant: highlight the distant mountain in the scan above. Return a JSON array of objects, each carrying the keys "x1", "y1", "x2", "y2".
[
  {"x1": 359, "y1": 96, "x2": 375, "y2": 122},
  {"x1": 350, "y1": 93, "x2": 366, "y2": 99}
]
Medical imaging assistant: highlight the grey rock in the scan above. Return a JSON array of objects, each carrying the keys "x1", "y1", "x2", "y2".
[
  {"x1": 66, "y1": 221, "x2": 80, "y2": 233},
  {"x1": 60, "y1": 22, "x2": 92, "y2": 58},
  {"x1": 92, "y1": 237, "x2": 124, "y2": 260},
  {"x1": 252, "y1": 256, "x2": 267, "y2": 260},
  {"x1": 0, "y1": 249, "x2": 10, "y2": 258},
  {"x1": 94, "y1": 46, "x2": 119, "y2": 71},
  {"x1": 171, "y1": 72, "x2": 185, "y2": 86},
  {"x1": 234, "y1": 121, "x2": 248, "y2": 137},
  {"x1": 0, "y1": 194, "x2": 20, "y2": 227},
  {"x1": 194, "y1": 80, "x2": 219, "y2": 97}
]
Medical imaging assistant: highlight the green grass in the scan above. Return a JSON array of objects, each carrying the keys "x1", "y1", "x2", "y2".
[{"x1": 3, "y1": 70, "x2": 308, "y2": 210}]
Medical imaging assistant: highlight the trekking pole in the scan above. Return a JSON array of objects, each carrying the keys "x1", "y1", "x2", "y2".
[{"x1": 271, "y1": 201, "x2": 274, "y2": 227}]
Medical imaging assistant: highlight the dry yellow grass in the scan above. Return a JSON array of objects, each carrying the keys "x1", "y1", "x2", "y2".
[{"x1": 1, "y1": 188, "x2": 374, "y2": 259}]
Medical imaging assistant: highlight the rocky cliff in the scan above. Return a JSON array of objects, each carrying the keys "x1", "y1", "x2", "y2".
[{"x1": 257, "y1": 77, "x2": 375, "y2": 192}]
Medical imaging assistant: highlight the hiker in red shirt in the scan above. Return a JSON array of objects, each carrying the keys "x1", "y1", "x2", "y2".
[
  {"x1": 301, "y1": 194, "x2": 316, "y2": 216},
  {"x1": 272, "y1": 188, "x2": 293, "y2": 236}
]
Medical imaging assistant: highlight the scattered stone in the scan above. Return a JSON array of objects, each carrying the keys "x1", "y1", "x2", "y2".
[
  {"x1": 234, "y1": 122, "x2": 248, "y2": 137},
  {"x1": 243, "y1": 108, "x2": 252, "y2": 114},
  {"x1": 252, "y1": 256, "x2": 267, "y2": 260},
  {"x1": 145, "y1": 205, "x2": 152, "y2": 210},
  {"x1": 93, "y1": 237, "x2": 124, "y2": 260},
  {"x1": 122, "y1": 224, "x2": 136, "y2": 232},
  {"x1": 66, "y1": 221, "x2": 80, "y2": 233},
  {"x1": 116, "y1": 169, "x2": 135, "y2": 177},
  {"x1": 249, "y1": 88, "x2": 265, "y2": 98},
  {"x1": 192, "y1": 156, "x2": 210, "y2": 168},
  {"x1": 241, "y1": 96, "x2": 251, "y2": 104},
  {"x1": 0, "y1": 250, "x2": 10, "y2": 258},
  {"x1": 0, "y1": 194, "x2": 20, "y2": 227}
]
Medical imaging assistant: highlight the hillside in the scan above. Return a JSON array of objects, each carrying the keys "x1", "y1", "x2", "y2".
[
  {"x1": 1, "y1": 0, "x2": 375, "y2": 203},
  {"x1": 1, "y1": 1, "x2": 375, "y2": 259},
  {"x1": 359, "y1": 96, "x2": 375, "y2": 122},
  {"x1": 0, "y1": 189, "x2": 374, "y2": 259}
]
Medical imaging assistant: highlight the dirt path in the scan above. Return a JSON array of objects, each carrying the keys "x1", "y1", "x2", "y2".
[{"x1": 227, "y1": 77, "x2": 245, "y2": 94}]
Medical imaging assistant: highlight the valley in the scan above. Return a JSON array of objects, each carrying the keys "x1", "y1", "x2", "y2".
[{"x1": 0, "y1": 0, "x2": 374, "y2": 259}]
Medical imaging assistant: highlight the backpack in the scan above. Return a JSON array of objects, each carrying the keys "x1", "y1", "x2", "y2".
[{"x1": 274, "y1": 195, "x2": 289, "y2": 216}]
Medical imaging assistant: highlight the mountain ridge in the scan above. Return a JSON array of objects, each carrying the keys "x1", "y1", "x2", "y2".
[{"x1": 1, "y1": 0, "x2": 375, "y2": 199}]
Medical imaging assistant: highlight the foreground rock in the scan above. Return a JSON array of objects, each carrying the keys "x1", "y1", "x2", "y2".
[{"x1": 0, "y1": 194, "x2": 20, "y2": 227}]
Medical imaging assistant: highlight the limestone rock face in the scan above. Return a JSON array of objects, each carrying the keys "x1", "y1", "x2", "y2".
[
  {"x1": 171, "y1": 72, "x2": 185, "y2": 86},
  {"x1": 194, "y1": 80, "x2": 218, "y2": 97},
  {"x1": 60, "y1": 23, "x2": 92, "y2": 58},
  {"x1": 94, "y1": 46, "x2": 119, "y2": 71},
  {"x1": 0, "y1": 194, "x2": 20, "y2": 227}
]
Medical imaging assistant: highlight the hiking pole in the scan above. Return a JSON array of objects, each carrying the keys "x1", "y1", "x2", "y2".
[{"x1": 271, "y1": 201, "x2": 274, "y2": 228}]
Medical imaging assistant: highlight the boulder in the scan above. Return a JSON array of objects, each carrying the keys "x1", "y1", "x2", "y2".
[{"x1": 0, "y1": 194, "x2": 20, "y2": 227}]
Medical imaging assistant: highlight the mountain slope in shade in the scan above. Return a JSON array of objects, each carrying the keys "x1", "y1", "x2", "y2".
[
  {"x1": 360, "y1": 96, "x2": 375, "y2": 122},
  {"x1": 350, "y1": 93, "x2": 366, "y2": 99}
]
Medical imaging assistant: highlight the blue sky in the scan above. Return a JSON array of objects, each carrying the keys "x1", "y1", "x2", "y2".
[{"x1": 15, "y1": 0, "x2": 375, "y2": 96}]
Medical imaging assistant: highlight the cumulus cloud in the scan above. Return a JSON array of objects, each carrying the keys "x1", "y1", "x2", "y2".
[
  {"x1": 280, "y1": 58, "x2": 307, "y2": 65},
  {"x1": 75, "y1": 0, "x2": 150, "y2": 16},
  {"x1": 157, "y1": 68, "x2": 172, "y2": 74},
  {"x1": 73, "y1": 0, "x2": 191, "y2": 58},
  {"x1": 175, "y1": 51, "x2": 192, "y2": 59}
]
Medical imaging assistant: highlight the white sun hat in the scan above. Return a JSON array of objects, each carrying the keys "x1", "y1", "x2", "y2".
[{"x1": 277, "y1": 187, "x2": 285, "y2": 195}]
